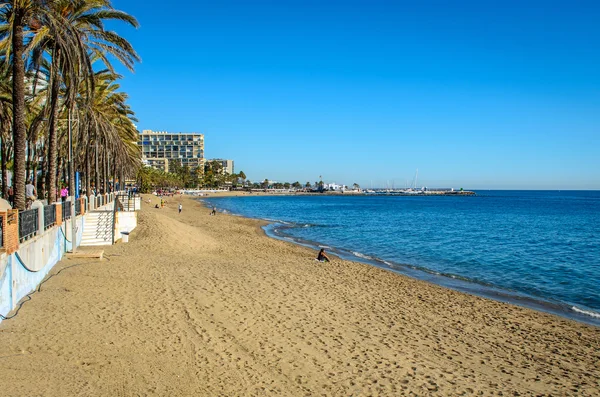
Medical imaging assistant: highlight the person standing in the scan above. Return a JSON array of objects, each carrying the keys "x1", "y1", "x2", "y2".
[
  {"x1": 25, "y1": 179, "x2": 36, "y2": 201},
  {"x1": 178, "y1": 203, "x2": 182, "y2": 214},
  {"x1": 8, "y1": 185, "x2": 14, "y2": 207},
  {"x1": 60, "y1": 185, "x2": 69, "y2": 202}
]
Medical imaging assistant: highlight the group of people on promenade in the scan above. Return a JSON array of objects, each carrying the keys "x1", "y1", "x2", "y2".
[
  {"x1": 5, "y1": 179, "x2": 121, "y2": 209},
  {"x1": 14, "y1": 180, "x2": 69, "y2": 209}
]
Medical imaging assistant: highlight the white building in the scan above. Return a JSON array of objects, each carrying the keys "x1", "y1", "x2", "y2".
[
  {"x1": 324, "y1": 183, "x2": 348, "y2": 191},
  {"x1": 208, "y1": 159, "x2": 234, "y2": 175},
  {"x1": 139, "y1": 130, "x2": 205, "y2": 173}
]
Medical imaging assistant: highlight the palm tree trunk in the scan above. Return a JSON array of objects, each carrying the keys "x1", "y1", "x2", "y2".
[
  {"x1": 100, "y1": 148, "x2": 104, "y2": 193},
  {"x1": 31, "y1": 145, "x2": 38, "y2": 198},
  {"x1": 40, "y1": 152, "x2": 46, "y2": 199},
  {"x1": 0, "y1": 126, "x2": 10, "y2": 199},
  {"x1": 1, "y1": 138, "x2": 7, "y2": 199},
  {"x1": 25, "y1": 141, "x2": 31, "y2": 183},
  {"x1": 103, "y1": 149, "x2": 108, "y2": 194},
  {"x1": 120, "y1": 169, "x2": 125, "y2": 193},
  {"x1": 95, "y1": 139, "x2": 99, "y2": 194},
  {"x1": 68, "y1": 106, "x2": 75, "y2": 198},
  {"x1": 39, "y1": 136, "x2": 47, "y2": 200},
  {"x1": 62, "y1": 159, "x2": 66, "y2": 188},
  {"x1": 112, "y1": 158, "x2": 117, "y2": 192},
  {"x1": 85, "y1": 145, "x2": 91, "y2": 198},
  {"x1": 56, "y1": 155, "x2": 62, "y2": 199},
  {"x1": 12, "y1": 9, "x2": 26, "y2": 210},
  {"x1": 45, "y1": 47, "x2": 61, "y2": 203}
]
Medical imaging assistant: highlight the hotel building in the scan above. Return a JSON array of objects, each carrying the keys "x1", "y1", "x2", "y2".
[
  {"x1": 139, "y1": 130, "x2": 205, "y2": 174},
  {"x1": 208, "y1": 159, "x2": 235, "y2": 175}
]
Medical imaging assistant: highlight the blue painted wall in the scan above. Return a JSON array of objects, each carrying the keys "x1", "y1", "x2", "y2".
[{"x1": 0, "y1": 218, "x2": 83, "y2": 323}]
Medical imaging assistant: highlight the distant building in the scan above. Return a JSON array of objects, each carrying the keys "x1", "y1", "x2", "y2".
[
  {"x1": 324, "y1": 183, "x2": 348, "y2": 191},
  {"x1": 208, "y1": 159, "x2": 234, "y2": 175},
  {"x1": 142, "y1": 158, "x2": 170, "y2": 172},
  {"x1": 139, "y1": 130, "x2": 205, "y2": 174}
]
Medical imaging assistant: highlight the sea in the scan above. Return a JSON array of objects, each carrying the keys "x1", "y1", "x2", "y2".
[{"x1": 203, "y1": 191, "x2": 600, "y2": 326}]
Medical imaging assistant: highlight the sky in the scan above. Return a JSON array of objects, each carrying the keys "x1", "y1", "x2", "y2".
[{"x1": 110, "y1": 0, "x2": 599, "y2": 189}]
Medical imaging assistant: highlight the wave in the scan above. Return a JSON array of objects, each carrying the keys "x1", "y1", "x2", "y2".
[
  {"x1": 572, "y1": 306, "x2": 600, "y2": 319},
  {"x1": 352, "y1": 251, "x2": 374, "y2": 260}
]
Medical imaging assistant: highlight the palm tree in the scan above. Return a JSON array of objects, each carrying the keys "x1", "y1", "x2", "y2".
[
  {"x1": 75, "y1": 70, "x2": 139, "y2": 197},
  {"x1": 63, "y1": 0, "x2": 139, "y2": 198},
  {"x1": 0, "y1": 0, "x2": 48, "y2": 209},
  {"x1": 23, "y1": 79, "x2": 46, "y2": 192},
  {"x1": 27, "y1": 0, "x2": 139, "y2": 202},
  {"x1": 1, "y1": 1, "x2": 140, "y2": 207}
]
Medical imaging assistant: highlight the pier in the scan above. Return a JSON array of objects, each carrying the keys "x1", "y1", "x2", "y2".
[{"x1": 363, "y1": 189, "x2": 476, "y2": 196}]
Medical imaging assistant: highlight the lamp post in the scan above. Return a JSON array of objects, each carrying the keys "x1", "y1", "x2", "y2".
[{"x1": 68, "y1": 107, "x2": 77, "y2": 253}]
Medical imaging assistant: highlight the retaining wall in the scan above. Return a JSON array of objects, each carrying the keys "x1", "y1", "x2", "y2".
[{"x1": 0, "y1": 194, "x2": 120, "y2": 324}]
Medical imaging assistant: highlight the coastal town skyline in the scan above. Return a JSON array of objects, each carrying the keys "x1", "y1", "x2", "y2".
[{"x1": 115, "y1": 1, "x2": 598, "y2": 189}]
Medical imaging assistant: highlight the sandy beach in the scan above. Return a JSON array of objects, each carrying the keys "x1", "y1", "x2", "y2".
[{"x1": 0, "y1": 194, "x2": 598, "y2": 396}]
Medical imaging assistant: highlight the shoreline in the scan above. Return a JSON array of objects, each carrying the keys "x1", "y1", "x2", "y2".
[
  {"x1": 201, "y1": 194, "x2": 600, "y2": 328},
  {"x1": 0, "y1": 194, "x2": 598, "y2": 395},
  {"x1": 264, "y1": 223, "x2": 600, "y2": 327}
]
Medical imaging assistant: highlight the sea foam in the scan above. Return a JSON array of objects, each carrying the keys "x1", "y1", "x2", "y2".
[{"x1": 572, "y1": 306, "x2": 600, "y2": 319}]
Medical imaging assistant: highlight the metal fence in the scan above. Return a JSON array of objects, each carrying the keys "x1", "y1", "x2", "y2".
[
  {"x1": 62, "y1": 201, "x2": 72, "y2": 221},
  {"x1": 44, "y1": 204, "x2": 56, "y2": 229},
  {"x1": 117, "y1": 194, "x2": 139, "y2": 212},
  {"x1": 19, "y1": 208, "x2": 39, "y2": 242}
]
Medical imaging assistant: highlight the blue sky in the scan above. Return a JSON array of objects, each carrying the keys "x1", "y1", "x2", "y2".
[{"x1": 112, "y1": 0, "x2": 599, "y2": 189}]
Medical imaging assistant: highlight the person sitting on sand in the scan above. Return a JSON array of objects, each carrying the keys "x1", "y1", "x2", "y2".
[{"x1": 316, "y1": 248, "x2": 330, "y2": 262}]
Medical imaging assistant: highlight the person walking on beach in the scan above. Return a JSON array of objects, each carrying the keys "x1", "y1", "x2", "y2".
[
  {"x1": 211, "y1": 206, "x2": 217, "y2": 216},
  {"x1": 179, "y1": 203, "x2": 182, "y2": 214},
  {"x1": 317, "y1": 248, "x2": 330, "y2": 262}
]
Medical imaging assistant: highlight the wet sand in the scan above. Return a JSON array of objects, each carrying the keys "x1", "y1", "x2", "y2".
[{"x1": 0, "y1": 194, "x2": 598, "y2": 396}]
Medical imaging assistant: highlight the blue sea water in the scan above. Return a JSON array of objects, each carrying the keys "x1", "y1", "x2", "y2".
[{"x1": 204, "y1": 191, "x2": 600, "y2": 326}]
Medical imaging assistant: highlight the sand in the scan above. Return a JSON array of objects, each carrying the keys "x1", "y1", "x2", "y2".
[{"x1": 0, "y1": 194, "x2": 598, "y2": 396}]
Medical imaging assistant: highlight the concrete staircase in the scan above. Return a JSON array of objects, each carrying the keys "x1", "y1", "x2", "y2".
[{"x1": 80, "y1": 210, "x2": 114, "y2": 246}]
